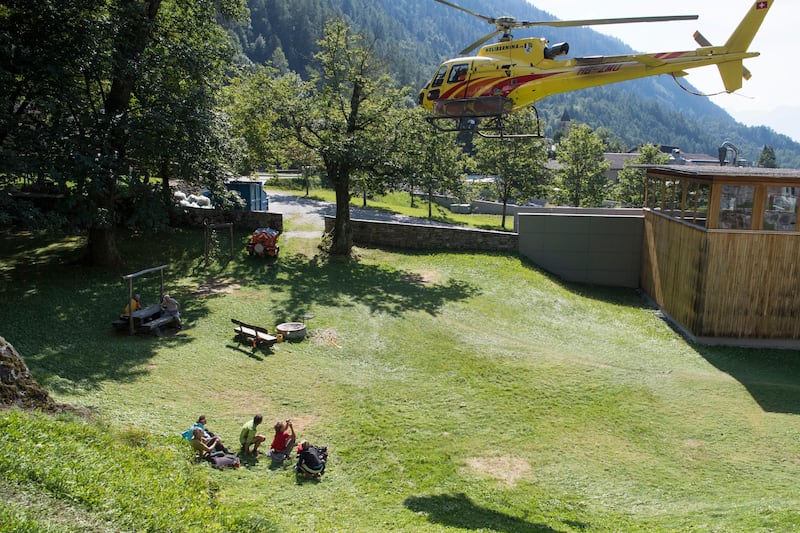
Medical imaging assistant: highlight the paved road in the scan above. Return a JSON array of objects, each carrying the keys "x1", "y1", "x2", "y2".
[{"x1": 266, "y1": 190, "x2": 457, "y2": 239}]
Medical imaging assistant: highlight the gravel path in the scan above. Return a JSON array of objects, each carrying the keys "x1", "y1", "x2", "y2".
[{"x1": 266, "y1": 190, "x2": 457, "y2": 239}]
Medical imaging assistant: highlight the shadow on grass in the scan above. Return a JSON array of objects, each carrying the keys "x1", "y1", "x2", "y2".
[
  {"x1": 0, "y1": 229, "x2": 218, "y2": 391},
  {"x1": 226, "y1": 342, "x2": 269, "y2": 361},
  {"x1": 694, "y1": 344, "x2": 800, "y2": 414},
  {"x1": 0, "y1": 229, "x2": 480, "y2": 392},
  {"x1": 404, "y1": 493, "x2": 566, "y2": 532},
  {"x1": 517, "y1": 254, "x2": 650, "y2": 309},
  {"x1": 225, "y1": 251, "x2": 481, "y2": 321}
]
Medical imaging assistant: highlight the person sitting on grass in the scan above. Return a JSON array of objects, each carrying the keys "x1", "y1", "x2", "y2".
[
  {"x1": 239, "y1": 414, "x2": 267, "y2": 456},
  {"x1": 189, "y1": 427, "x2": 215, "y2": 458},
  {"x1": 186, "y1": 415, "x2": 229, "y2": 454},
  {"x1": 189, "y1": 428, "x2": 240, "y2": 469},
  {"x1": 295, "y1": 440, "x2": 327, "y2": 477},
  {"x1": 269, "y1": 419, "x2": 296, "y2": 460}
]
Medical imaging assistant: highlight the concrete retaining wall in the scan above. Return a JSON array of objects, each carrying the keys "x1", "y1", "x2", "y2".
[{"x1": 517, "y1": 210, "x2": 644, "y2": 288}]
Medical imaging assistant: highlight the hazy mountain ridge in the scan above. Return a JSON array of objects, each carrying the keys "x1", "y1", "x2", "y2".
[{"x1": 228, "y1": 0, "x2": 800, "y2": 167}]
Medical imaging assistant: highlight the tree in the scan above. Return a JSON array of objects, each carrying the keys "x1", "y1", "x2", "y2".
[
  {"x1": 0, "y1": 0, "x2": 246, "y2": 266},
  {"x1": 612, "y1": 144, "x2": 670, "y2": 207},
  {"x1": 265, "y1": 20, "x2": 406, "y2": 256},
  {"x1": 472, "y1": 112, "x2": 549, "y2": 228},
  {"x1": 552, "y1": 124, "x2": 611, "y2": 207},
  {"x1": 758, "y1": 145, "x2": 778, "y2": 168},
  {"x1": 379, "y1": 107, "x2": 466, "y2": 217}
]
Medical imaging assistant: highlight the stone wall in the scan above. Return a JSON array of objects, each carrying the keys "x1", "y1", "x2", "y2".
[
  {"x1": 174, "y1": 206, "x2": 283, "y2": 232},
  {"x1": 324, "y1": 216, "x2": 518, "y2": 252}
]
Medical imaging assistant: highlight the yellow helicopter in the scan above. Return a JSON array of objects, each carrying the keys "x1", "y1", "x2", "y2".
[{"x1": 419, "y1": 0, "x2": 773, "y2": 136}]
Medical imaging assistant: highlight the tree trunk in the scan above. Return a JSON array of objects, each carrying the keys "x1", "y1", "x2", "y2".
[
  {"x1": 329, "y1": 164, "x2": 353, "y2": 256},
  {"x1": 85, "y1": 0, "x2": 163, "y2": 267},
  {"x1": 86, "y1": 227, "x2": 124, "y2": 267}
]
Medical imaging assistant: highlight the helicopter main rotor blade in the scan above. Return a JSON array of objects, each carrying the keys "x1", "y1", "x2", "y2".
[
  {"x1": 460, "y1": 30, "x2": 503, "y2": 55},
  {"x1": 433, "y1": 0, "x2": 494, "y2": 24},
  {"x1": 515, "y1": 14, "x2": 699, "y2": 30}
]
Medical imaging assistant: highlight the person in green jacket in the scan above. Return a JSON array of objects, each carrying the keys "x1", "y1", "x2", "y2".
[{"x1": 239, "y1": 414, "x2": 266, "y2": 456}]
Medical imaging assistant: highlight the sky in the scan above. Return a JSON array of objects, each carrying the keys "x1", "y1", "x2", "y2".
[{"x1": 528, "y1": 0, "x2": 799, "y2": 142}]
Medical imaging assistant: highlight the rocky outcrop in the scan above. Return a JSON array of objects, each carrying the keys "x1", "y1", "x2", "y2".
[{"x1": 0, "y1": 336, "x2": 84, "y2": 414}]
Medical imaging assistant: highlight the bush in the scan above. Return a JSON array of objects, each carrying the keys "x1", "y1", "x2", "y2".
[{"x1": 0, "y1": 191, "x2": 70, "y2": 232}]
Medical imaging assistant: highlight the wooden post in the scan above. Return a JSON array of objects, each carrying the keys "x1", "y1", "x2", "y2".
[
  {"x1": 128, "y1": 278, "x2": 135, "y2": 335},
  {"x1": 707, "y1": 183, "x2": 722, "y2": 230},
  {"x1": 751, "y1": 185, "x2": 767, "y2": 231}
]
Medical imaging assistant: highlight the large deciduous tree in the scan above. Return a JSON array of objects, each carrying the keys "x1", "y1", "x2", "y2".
[
  {"x1": 472, "y1": 112, "x2": 549, "y2": 228},
  {"x1": 383, "y1": 107, "x2": 465, "y2": 217},
  {"x1": 553, "y1": 124, "x2": 611, "y2": 207},
  {"x1": 0, "y1": 0, "x2": 246, "y2": 266},
  {"x1": 267, "y1": 20, "x2": 406, "y2": 256},
  {"x1": 612, "y1": 144, "x2": 669, "y2": 207}
]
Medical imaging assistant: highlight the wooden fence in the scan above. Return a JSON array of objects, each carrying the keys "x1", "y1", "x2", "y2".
[{"x1": 642, "y1": 210, "x2": 800, "y2": 340}]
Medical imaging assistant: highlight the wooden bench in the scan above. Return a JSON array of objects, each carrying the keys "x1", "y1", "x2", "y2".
[
  {"x1": 140, "y1": 314, "x2": 177, "y2": 335},
  {"x1": 232, "y1": 319, "x2": 277, "y2": 348}
]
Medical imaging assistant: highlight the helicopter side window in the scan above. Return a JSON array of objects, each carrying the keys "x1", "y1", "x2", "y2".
[
  {"x1": 431, "y1": 65, "x2": 448, "y2": 87},
  {"x1": 448, "y1": 64, "x2": 469, "y2": 83}
]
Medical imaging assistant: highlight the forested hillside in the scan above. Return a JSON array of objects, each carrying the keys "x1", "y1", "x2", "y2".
[{"x1": 227, "y1": 0, "x2": 800, "y2": 167}]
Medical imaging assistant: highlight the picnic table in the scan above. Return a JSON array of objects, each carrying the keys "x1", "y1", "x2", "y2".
[{"x1": 113, "y1": 304, "x2": 177, "y2": 335}]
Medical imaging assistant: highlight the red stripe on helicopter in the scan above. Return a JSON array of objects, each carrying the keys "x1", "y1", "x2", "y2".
[
  {"x1": 439, "y1": 72, "x2": 560, "y2": 100},
  {"x1": 479, "y1": 73, "x2": 561, "y2": 97},
  {"x1": 439, "y1": 77, "x2": 505, "y2": 99},
  {"x1": 653, "y1": 52, "x2": 688, "y2": 60}
]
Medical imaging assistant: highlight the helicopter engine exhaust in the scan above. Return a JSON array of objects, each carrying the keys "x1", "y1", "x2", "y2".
[{"x1": 544, "y1": 42, "x2": 569, "y2": 60}]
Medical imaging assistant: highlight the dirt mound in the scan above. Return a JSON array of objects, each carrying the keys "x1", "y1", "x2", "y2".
[{"x1": 0, "y1": 336, "x2": 86, "y2": 415}]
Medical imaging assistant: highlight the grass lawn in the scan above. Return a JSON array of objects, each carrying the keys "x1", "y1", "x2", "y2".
[{"x1": 2, "y1": 199, "x2": 800, "y2": 532}]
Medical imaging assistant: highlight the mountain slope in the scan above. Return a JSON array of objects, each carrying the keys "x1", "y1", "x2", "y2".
[{"x1": 227, "y1": 0, "x2": 800, "y2": 167}]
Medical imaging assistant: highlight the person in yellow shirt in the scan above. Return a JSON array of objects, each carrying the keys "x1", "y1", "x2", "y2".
[{"x1": 123, "y1": 294, "x2": 141, "y2": 315}]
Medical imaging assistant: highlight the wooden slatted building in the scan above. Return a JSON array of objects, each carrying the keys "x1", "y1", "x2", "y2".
[{"x1": 641, "y1": 165, "x2": 800, "y2": 346}]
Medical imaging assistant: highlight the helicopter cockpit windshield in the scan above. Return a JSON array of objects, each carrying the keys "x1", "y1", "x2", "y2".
[{"x1": 430, "y1": 65, "x2": 447, "y2": 87}]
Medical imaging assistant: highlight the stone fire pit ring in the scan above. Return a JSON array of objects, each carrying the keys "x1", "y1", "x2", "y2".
[{"x1": 276, "y1": 322, "x2": 307, "y2": 341}]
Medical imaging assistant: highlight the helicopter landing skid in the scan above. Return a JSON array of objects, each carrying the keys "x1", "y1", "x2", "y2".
[{"x1": 425, "y1": 106, "x2": 543, "y2": 139}]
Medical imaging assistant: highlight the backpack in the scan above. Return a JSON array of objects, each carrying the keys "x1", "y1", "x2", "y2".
[{"x1": 206, "y1": 451, "x2": 240, "y2": 469}]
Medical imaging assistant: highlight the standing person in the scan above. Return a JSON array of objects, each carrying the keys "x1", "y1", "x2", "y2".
[
  {"x1": 269, "y1": 419, "x2": 296, "y2": 459},
  {"x1": 161, "y1": 293, "x2": 182, "y2": 328},
  {"x1": 123, "y1": 293, "x2": 141, "y2": 315},
  {"x1": 239, "y1": 414, "x2": 267, "y2": 456}
]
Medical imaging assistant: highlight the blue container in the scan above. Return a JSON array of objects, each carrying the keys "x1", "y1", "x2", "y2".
[{"x1": 226, "y1": 180, "x2": 268, "y2": 211}]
